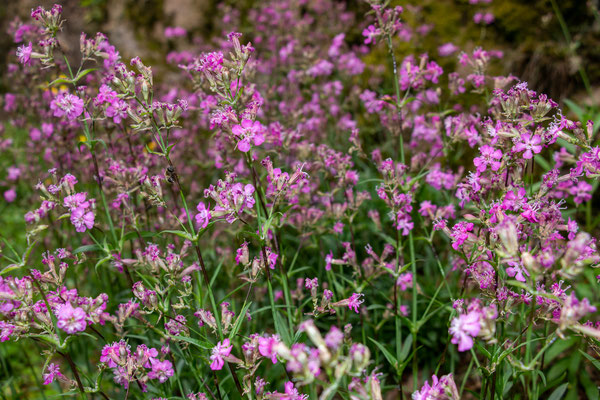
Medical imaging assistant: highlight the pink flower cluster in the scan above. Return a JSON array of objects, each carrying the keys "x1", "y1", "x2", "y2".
[
  {"x1": 101, "y1": 341, "x2": 174, "y2": 389},
  {"x1": 64, "y1": 192, "x2": 96, "y2": 233}
]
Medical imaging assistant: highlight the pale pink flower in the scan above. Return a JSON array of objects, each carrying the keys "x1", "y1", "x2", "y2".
[
  {"x1": 56, "y1": 302, "x2": 87, "y2": 334},
  {"x1": 50, "y1": 93, "x2": 84, "y2": 120},
  {"x1": 449, "y1": 311, "x2": 480, "y2": 352},
  {"x1": 210, "y1": 338, "x2": 233, "y2": 370},
  {"x1": 148, "y1": 359, "x2": 174, "y2": 383},
  {"x1": 16, "y1": 42, "x2": 32, "y2": 65}
]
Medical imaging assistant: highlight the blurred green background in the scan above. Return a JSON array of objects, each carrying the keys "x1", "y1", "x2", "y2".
[{"x1": 1, "y1": 0, "x2": 599, "y2": 101}]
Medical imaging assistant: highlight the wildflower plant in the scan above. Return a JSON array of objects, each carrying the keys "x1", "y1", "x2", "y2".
[{"x1": 0, "y1": 1, "x2": 599, "y2": 399}]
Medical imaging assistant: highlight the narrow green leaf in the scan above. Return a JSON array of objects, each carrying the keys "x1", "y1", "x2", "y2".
[
  {"x1": 160, "y1": 229, "x2": 193, "y2": 241},
  {"x1": 369, "y1": 337, "x2": 398, "y2": 369},
  {"x1": 121, "y1": 230, "x2": 157, "y2": 242},
  {"x1": 274, "y1": 311, "x2": 292, "y2": 345},
  {"x1": 548, "y1": 382, "x2": 569, "y2": 400},
  {"x1": 579, "y1": 350, "x2": 600, "y2": 371},
  {"x1": 0, "y1": 264, "x2": 21, "y2": 276},
  {"x1": 73, "y1": 68, "x2": 98, "y2": 82},
  {"x1": 22, "y1": 239, "x2": 39, "y2": 265},
  {"x1": 228, "y1": 301, "x2": 252, "y2": 340},
  {"x1": 399, "y1": 334, "x2": 412, "y2": 362},
  {"x1": 174, "y1": 335, "x2": 212, "y2": 349},
  {"x1": 474, "y1": 342, "x2": 492, "y2": 360},
  {"x1": 48, "y1": 78, "x2": 72, "y2": 87},
  {"x1": 73, "y1": 244, "x2": 102, "y2": 254},
  {"x1": 580, "y1": 369, "x2": 599, "y2": 400}
]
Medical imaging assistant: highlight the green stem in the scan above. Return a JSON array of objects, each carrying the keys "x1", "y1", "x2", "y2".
[
  {"x1": 395, "y1": 231, "x2": 403, "y2": 378},
  {"x1": 550, "y1": 0, "x2": 592, "y2": 95},
  {"x1": 409, "y1": 231, "x2": 418, "y2": 390},
  {"x1": 525, "y1": 295, "x2": 536, "y2": 397},
  {"x1": 459, "y1": 356, "x2": 474, "y2": 397}
]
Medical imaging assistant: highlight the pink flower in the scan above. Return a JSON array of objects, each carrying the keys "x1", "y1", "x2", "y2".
[
  {"x1": 307, "y1": 59, "x2": 334, "y2": 77},
  {"x1": 70, "y1": 207, "x2": 95, "y2": 233},
  {"x1": 63, "y1": 192, "x2": 89, "y2": 210},
  {"x1": 450, "y1": 221, "x2": 474, "y2": 250},
  {"x1": 3, "y1": 93, "x2": 16, "y2": 112},
  {"x1": 449, "y1": 311, "x2": 480, "y2": 352},
  {"x1": 438, "y1": 42, "x2": 458, "y2": 57},
  {"x1": 238, "y1": 138, "x2": 251, "y2": 152},
  {"x1": 258, "y1": 335, "x2": 280, "y2": 364},
  {"x1": 148, "y1": 359, "x2": 174, "y2": 383},
  {"x1": 30, "y1": 127, "x2": 41, "y2": 141},
  {"x1": 283, "y1": 381, "x2": 308, "y2": 400},
  {"x1": 348, "y1": 293, "x2": 364, "y2": 313},
  {"x1": 210, "y1": 338, "x2": 233, "y2": 370},
  {"x1": 50, "y1": 93, "x2": 84, "y2": 121},
  {"x1": 413, "y1": 373, "x2": 459, "y2": 400},
  {"x1": 56, "y1": 302, "x2": 87, "y2": 334},
  {"x1": 198, "y1": 51, "x2": 224, "y2": 73},
  {"x1": 235, "y1": 241, "x2": 249, "y2": 265},
  {"x1": 513, "y1": 133, "x2": 542, "y2": 159},
  {"x1": 325, "y1": 251, "x2": 333, "y2": 271},
  {"x1": 572, "y1": 180, "x2": 592, "y2": 205},
  {"x1": 396, "y1": 273, "x2": 413, "y2": 291},
  {"x1": 43, "y1": 363, "x2": 64, "y2": 385},
  {"x1": 16, "y1": 42, "x2": 33, "y2": 65},
  {"x1": 101, "y1": 341, "x2": 130, "y2": 368},
  {"x1": 474, "y1": 12, "x2": 495, "y2": 24},
  {"x1": 362, "y1": 25, "x2": 381, "y2": 45},
  {"x1": 396, "y1": 215, "x2": 414, "y2": 236},
  {"x1": 164, "y1": 26, "x2": 187, "y2": 38},
  {"x1": 232, "y1": 119, "x2": 265, "y2": 152},
  {"x1": 267, "y1": 250, "x2": 278, "y2": 270},
  {"x1": 104, "y1": 98, "x2": 128, "y2": 124},
  {"x1": 195, "y1": 202, "x2": 211, "y2": 229},
  {"x1": 324, "y1": 326, "x2": 343, "y2": 350},
  {"x1": 505, "y1": 261, "x2": 529, "y2": 282},
  {"x1": 0, "y1": 321, "x2": 15, "y2": 342},
  {"x1": 567, "y1": 218, "x2": 579, "y2": 240},
  {"x1": 4, "y1": 189, "x2": 16, "y2": 203},
  {"x1": 473, "y1": 145, "x2": 502, "y2": 172}
]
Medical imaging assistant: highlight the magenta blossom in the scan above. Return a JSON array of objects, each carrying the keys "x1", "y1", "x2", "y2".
[
  {"x1": 450, "y1": 221, "x2": 474, "y2": 250},
  {"x1": 210, "y1": 338, "x2": 233, "y2": 370},
  {"x1": 473, "y1": 145, "x2": 502, "y2": 172},
  {"x1": 43, "y1": 363, "x2": 64, "y2": 385},
  {"x1": 50, "y1": 93, "x2": 84, "y2": 121},
  {"x1": 56, "y1": 302, "x2": 87, "y2": 334},
  {"x1": 413, "y1": 373, "x2": 459, "y2": 400},
  {"x1": 282, "y1": 381, "x2": 308, "y2": 400},
  {"x1": 347, "y1": 293, "x2": 364, "y2": 313},
  {"x1": 231, "y1": 119, "x2": 265, "y2": 152},
  {"x1": 449, "y1": 311, "x2": 480, "y2": 352},
  {"x1": 362, "y1": 25, "x2": 381, "y2": 45},
  {"x1": 0, "y1": 321, "x2": 15, "y2": 342},
  {"x1": 16, "y1": 42, "x2": 33, "y2": 65},
  {"x1": 513, "y1": 133, "x2": 542, "y2": 159},
  {"x1": 195, "y1": 202, "x2": 211, "y2": 229},
  {"x1": 63, "y1": 192, "x2": 89, "y2": 210},
  {"x1": 70, "y1": 207, "x2": 95, "y2": 233},
  {"x1": 258, "y1": 334, "x2": 280, "y2": 364},
  {"x1": 4, "y1": 189, "x2": 16, "y2": 203},
  {"x1": 506, "y1": 261, "x2": 529, "y2": 282},
  {"x1": 148, "y1": 359, "x2": 174, "y2": 383}
]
